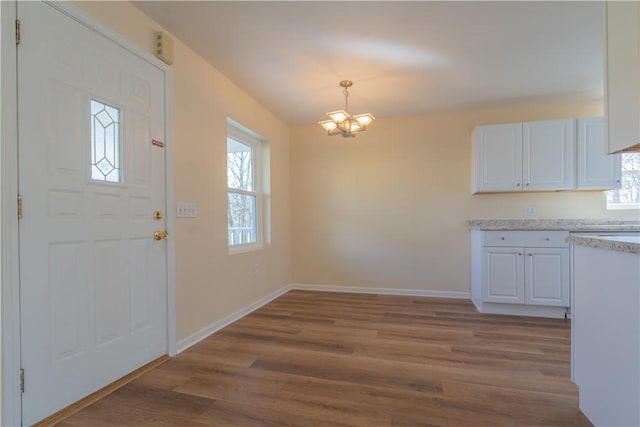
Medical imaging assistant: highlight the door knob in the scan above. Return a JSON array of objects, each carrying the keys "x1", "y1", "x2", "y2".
[{"x1": 154, "y1": 230, "x2": 169, "y2": 240}]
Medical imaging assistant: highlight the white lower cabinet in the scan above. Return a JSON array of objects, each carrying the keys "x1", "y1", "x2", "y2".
[
  {"x1": 472, "y1": 230, "x2": 570, "y2": 318},
  {"x1": 524, "y1": 248, "x2": 569, "y2": 306},
  {"x1": 483, "y1": 247, "x2": 524, "y2": 304}
]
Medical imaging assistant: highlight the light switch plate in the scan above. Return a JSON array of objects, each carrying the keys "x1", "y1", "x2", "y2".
[
  {"x1": 524, "y1": 206, "x2": 537, "y2": 216},
  {"x1": 177, "y1": 202, "x2": 197, "y2": 218}
]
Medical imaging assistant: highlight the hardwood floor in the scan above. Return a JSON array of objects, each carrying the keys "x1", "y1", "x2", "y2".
[{"x1": 57, "y1": 290, "x2": 593, "y2": 427}]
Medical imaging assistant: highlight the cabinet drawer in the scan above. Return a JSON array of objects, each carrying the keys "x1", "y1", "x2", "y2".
[{"x1": 483, "y1": 231, "x2": 569, "y2": 248}]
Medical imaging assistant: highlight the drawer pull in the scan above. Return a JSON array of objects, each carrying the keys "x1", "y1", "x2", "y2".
[
  {"x1": 545, "y1": 237, "x2": 550, "y2": 241},
  {"x1": 518, "y1": 252, "x2": 523, "y2": 256},
  {"x1": 501, "y1": 237, "x2": 505, "y2": 240}
]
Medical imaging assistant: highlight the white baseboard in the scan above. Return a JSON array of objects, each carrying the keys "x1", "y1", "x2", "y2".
[
  {"x1": 290, "y1": 283, "x2": 470, "y2": 299},
  {"x1": 175, "y1": 285, "x2": 292, "y2": 353},
  {"x1": 475, "y1": 301, "x2": 568, "y2": 319}
]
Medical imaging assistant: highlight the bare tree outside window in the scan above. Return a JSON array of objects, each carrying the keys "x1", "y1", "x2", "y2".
[
  {"x1": 607, "y1": 153, "x2": 640, "y2": 208},
  {"x1": 227, "y1": 137, "x2": 259, "y2": 245}
]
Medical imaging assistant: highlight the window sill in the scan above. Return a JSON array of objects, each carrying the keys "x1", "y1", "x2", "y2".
[
  {"x1": 229, "y1": 242, "x2": 263, "y2": 255},
  {"x1": 606, "y1": 203, "x2": 640, "y2": 210}
]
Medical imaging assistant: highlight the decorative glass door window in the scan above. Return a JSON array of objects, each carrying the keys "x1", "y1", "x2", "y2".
[{"x1": 90, "y1": 99, "x2": 122, "y2": 182}]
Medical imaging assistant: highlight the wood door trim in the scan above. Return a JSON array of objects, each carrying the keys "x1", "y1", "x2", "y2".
[{"x1": 33, "y1": 355, "x2": 170, "y2": 427}]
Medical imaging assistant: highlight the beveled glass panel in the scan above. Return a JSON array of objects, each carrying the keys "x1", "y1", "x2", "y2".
[{"x1": 91, "y1": 99, "x2": 122, "y2": 183}]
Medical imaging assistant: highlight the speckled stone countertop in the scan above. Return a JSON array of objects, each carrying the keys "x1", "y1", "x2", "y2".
[
  {"x1": 568, "y1": 234, "x2": 640, "y2": 254},
  {"x1": 468, "y1": 219, "x2": 640, "y2": 231}
]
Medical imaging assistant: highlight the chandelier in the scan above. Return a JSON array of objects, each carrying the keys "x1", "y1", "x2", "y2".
[{"x1": 318, "y1": 80, "x2": 375, "y2": 138}]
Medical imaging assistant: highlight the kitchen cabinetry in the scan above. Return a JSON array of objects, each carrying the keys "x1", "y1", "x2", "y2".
[
  {"x1": 472, "y1": 119, "x2": 575, "y2": 193},
  {"x1": 471, "y1": 230, "x2": 570, "y2": 318},
  {"x1": 604, "y1": 1, "x2": 640, "y2": 153},
  {"x1": 571, "y1": 241, "x2": 639, "y2": 426},
  {"x1": 472, "y1": 117, "x2": 621, "y2": 193},
  {"x1": 523, "y1": 120, "x2": 575, "y2": 191},
  {"x1": 473, "y1": 123, "x2": 522, "y2": 192},
  {"x1": 577, "y1": 117, "x2": 621, "y2": 190}
]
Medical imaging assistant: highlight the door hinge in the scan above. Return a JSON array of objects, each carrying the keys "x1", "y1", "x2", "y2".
[
  {"x1": 17, "y1": 194, "x2": 22, "y2": 220},
  {"x1": 20, "y1": 368, "x2": 24, "y2": 393},
  {"x1": 15, "y1": 19, "x2": 20, "y2": 45}
]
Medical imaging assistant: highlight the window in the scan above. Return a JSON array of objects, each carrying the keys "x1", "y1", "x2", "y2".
[
  {"x1": 227, "y1": 122, "x2": 263, "y2": 250},
  {"x1": 90, "y1": 99, "x2": 122, "y2": 182},
  {"x1": 607, "y1": 153, "x2": 640, "y2": 209}
]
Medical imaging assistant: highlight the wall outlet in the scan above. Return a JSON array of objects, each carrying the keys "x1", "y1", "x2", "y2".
[
  {"x1": 524, "y1": 206, "x2": 537, "y2": 216},
  {"x1": 177, "y1": 202, "x2": 197, "y2": 218},
  {"x1": 253, "y1": 263, "x2": 261, "y2": 275}
]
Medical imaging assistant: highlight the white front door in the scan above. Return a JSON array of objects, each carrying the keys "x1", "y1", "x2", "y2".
[{"x1": 18, "y1": 2, "x2": 168, "y2": 424}]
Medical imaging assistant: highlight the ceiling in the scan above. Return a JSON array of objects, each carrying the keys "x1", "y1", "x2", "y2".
[{"x1": 133, "y1": 1, "x2": 604, "y2": 126}]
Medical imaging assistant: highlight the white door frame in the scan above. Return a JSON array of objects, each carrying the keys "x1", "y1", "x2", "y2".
[{"x1": 1, "y1": 2, "x2": 176, "y2": 425}]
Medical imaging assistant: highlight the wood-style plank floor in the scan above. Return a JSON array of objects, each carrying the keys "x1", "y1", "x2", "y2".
[{"x1": 57, "y1": 290, "x2": 593, "y2": 427}]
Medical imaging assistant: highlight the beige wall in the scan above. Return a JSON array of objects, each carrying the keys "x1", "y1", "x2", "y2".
[
  {"x1": 67, "y1": 2, "x2": 640, "y2": 330},
  {"x1": 73, "y1": 1, "x2": 291, "y2": 342},
  {"x1": 290, "y1": 98, "x2": 638, "y2": 294}
]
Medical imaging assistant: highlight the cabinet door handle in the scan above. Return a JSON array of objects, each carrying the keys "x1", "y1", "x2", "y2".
[
  {"x1": 526, "y1": 182, "x2": 530, "y2": 187},
  {"x1": 544, "y1": 237, "x2": 550, "y2": 241},
  {"x1": 516, "y1": 183, "x2": 521, "y2": 187},
  {"x1": 528, "y1": 253, "x2": 532, "y2": 257},
  {"x1": 518, "y1": 252, "x2": 522, "y2": 256},
  {"x1": 501, "y1": 237, "x2": 505, "y2": 240}
]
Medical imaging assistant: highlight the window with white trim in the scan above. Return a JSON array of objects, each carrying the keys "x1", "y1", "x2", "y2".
[
  {"x1": 607, "y1": 152, "x2": 640, "y2": 210},
  {"x1": 227, "y1": 123, "x2": 263, "y2": 250}
]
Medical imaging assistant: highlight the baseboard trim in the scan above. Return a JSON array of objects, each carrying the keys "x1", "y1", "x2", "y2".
[
  {"x1": 175, "y1": 285, "x2": 292, "y2": 353},
  {"x1": 290, "y1": 284, "x2": 470, "y2": 299},
  {"x1": 474, "y1": 301, "x2": 568, "y2": 319}
]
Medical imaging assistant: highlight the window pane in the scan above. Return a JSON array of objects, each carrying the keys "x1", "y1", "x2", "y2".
[
  {"x1": 227, "y1": 138, "x2": 253, "y2": 191},
  {"x1": 228, "y1": 192, "x2": 257, "y2": 245},
  {"x1": 607, "y1": 153, "x2": 640, "y2": 205},
  {"x1": 91, "y1": 99, "x2": 121, "y2": 183}
]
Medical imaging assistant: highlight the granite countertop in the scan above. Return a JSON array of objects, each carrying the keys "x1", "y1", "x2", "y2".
[
  {"x1": 567, "y1": 234, "x2": 640, "y2": 254},
  {"x1": 468, "y1": 219, "x2": 640, "y2": 231}
]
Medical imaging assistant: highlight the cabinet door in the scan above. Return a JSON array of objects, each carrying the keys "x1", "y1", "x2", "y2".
[
  {"x1": 473, "y1": 123, "x2": 523, "y2": 193},
  {"x1": 524, "y1": 248, "x2": 569, "y2": 307},
  {"x1": 577, "y1": 117, "x2": 622, "y2": 190},
  {"x1": 523, "y1": 119, "x2": 576, "y2": 190},
  {"x1": 483, "y1": 247, "x2": 525, "y2": 304},
  {"x1": 605, "y1": 1, "x2": 640, "y2": 154}
]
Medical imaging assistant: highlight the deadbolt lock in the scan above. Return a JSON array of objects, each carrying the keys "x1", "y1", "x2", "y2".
[
  {"x1": 154, "y1": 230, "x2": 169, "y2": 241},
  {"x1": 153, "y1": 210, "x2": 163, "y2": 220}
]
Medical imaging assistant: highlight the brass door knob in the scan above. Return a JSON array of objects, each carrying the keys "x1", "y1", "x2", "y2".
[{"x1": 154, "y1": 230, "x2": 169, "y2": 240}]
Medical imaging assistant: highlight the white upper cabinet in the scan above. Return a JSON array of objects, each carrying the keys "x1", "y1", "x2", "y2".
[
  {"x1": 472, "y1": 119, "x2": 575, "y2": 193},
  {"x1": 577, "y1": 117, "x2": 622, "y2": 190},
  {"x1": 523, "y1": 119, "x2": 575, "y2": 190},
  {"x1": 472, "y1": 123, "x2": 523, "y2": 192},
  {"x1": 604, "y1": 1, "x2": 640, "y2": 153}
]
